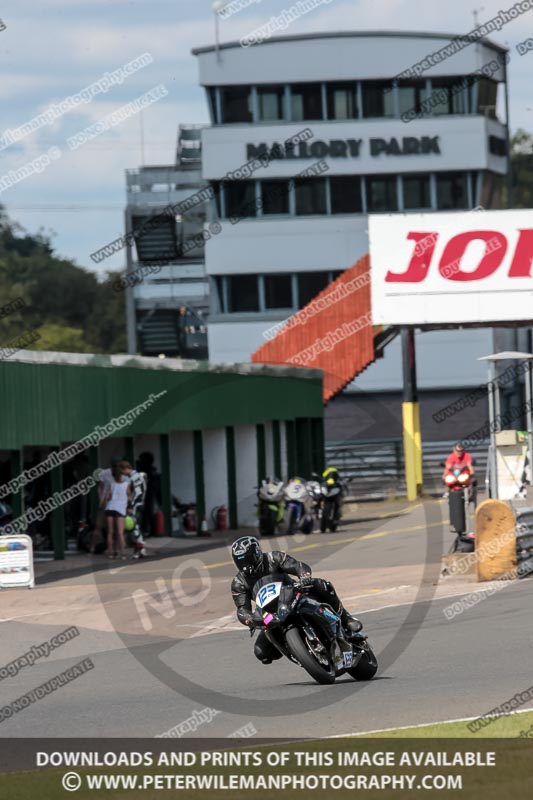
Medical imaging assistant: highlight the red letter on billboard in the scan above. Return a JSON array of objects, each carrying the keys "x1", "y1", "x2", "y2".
[
  {"x1": 385, "y1": 232, "x2": 438, "y2": 282},
  {"x1": 438, "y1": 231, "x2": 507, "y2": 281},
  {"x1": 508, "y1": 229, "x2": 533, "y2": 277}
]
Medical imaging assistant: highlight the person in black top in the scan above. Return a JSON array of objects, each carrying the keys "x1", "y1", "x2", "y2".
[{"x1": 230, "y1": 536, "x2": 362, "y2": 664}]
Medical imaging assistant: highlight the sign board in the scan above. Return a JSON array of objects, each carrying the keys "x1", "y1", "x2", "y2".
[
  {"x1": 0, "y1": 534, "x2": 35, "y2": 589},
  {"x1": 247, "y1": 136, "x2": 441, "y2": 161},
  {"x1": 369, "y1": 210, "x2": 533, "y2": 325},
  {"x1": 496, "y1": 431, "x2": 529, "y2": 501}
]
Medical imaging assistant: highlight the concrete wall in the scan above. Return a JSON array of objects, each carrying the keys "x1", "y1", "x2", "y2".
[
  {"x1": 195, "y1": 34, "x2": 504, "y2": 85},
  {"x1": 206, "y1": 216, "x2": 368, "y2": 276},
  {"x1": 265, "y1": 421, "x2": 274, "y2": 477},
  {"x1": 280, "y1": 420, "x2": 288, "y2": 480},
  {"x1": 234, "y1": 424, "x2": 258, "y2": 527},
  {"x1": 203, "y1": 428, "x2": 228, "y2": 526},
  {"x1": 202, "y1": 117, "x2": 506, "y2": 179},
  {"x1": 169, "y1": 431, "x2": 195, "y2": 504}
]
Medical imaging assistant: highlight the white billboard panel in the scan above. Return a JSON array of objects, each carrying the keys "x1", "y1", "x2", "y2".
[
  {"x1": 0, "y1": 534, "x2": 35, "y2": 589},
  {"x1": 369, "y1": 209, "x2": 533, "y2": 325}
]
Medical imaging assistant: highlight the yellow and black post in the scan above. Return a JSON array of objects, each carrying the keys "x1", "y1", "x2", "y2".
[{"x1": 401, "y1": 327, "x2": 423, "y2": 500}]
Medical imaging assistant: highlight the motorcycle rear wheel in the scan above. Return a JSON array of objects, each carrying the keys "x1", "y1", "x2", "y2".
[{"x1": 285, "y1": 627, "x2": 336, "y2": 685}]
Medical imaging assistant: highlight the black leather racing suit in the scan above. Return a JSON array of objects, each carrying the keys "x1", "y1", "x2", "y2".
[{"x1": 231, "y1": 550, "x2": 346, "y2": 664}]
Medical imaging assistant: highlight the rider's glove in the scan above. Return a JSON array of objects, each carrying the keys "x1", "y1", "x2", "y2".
[{"x1": 299, "y1": 574, "x2": 313, "y2": 586}]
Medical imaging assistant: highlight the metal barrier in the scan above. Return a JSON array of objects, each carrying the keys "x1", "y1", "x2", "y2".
[{"x1": 325, "y1": 439, "x2": 489, "y2": 500}]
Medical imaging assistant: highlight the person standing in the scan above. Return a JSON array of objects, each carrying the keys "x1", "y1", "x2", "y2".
[
  {"x1": 122, "y1": 463, "x2": 147, "y2": 558},
  {"x1": 103, "y1": 460, "x2": 131, "y2": 560}
]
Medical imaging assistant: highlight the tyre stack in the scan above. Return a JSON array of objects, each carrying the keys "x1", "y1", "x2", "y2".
[{"x1": 515, "y1": 507, "x2": 533, "y2": 579}]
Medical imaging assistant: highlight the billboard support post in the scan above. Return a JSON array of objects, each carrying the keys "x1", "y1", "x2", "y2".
[{"x1": 401, "y1": 327, "x2": 422, "y2": 500}]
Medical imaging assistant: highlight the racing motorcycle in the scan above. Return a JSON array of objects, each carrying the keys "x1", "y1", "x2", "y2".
[
  {"x1": 284, "y1": 477, "x2": 314, "y2": 535},
  {"x1": 256, "y1": 477, "x2": 285, "y2": 537},
  {"x1": 250, "y1": 573, "x2": 378, "y2": 685},
  {"x1": 443, "y1": 465, "x2": 475, "y2": 553}
]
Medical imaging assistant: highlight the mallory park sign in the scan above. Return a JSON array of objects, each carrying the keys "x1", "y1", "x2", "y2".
[{"x1": 246, "y1": 136, "x2": 441, "y2": 161}]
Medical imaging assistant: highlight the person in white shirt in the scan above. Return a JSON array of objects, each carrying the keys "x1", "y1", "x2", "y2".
[{"x1": 102, "y1": 460, "x2": 132, "y2": 560}]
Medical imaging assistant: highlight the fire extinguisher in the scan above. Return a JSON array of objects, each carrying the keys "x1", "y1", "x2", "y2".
[
  {"x1": 184, "y1": 504, "x2": 197, "y2": 532},
  {"x1": 214, "y1": 505, "x2": 228, "y2": 531}
]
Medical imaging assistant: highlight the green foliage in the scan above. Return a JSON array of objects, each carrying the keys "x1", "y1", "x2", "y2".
[
  {"x1": 0, "y1": 207, "x2": 126, "y2": 353},
  {"x1": 510, "y1": 129, "x2": 533, "y2": 209},
  {"x1": 31, "y1": 323, "x2": 91, "y2": 353}
]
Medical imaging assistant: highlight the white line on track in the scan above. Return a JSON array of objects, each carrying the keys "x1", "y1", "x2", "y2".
[{"x1": 327, "y1": 706, "x2": 533, "y2": 738}]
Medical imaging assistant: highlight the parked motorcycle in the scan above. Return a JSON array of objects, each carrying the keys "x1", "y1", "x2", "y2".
[
  {"x1": 256, "y1": 478, "x2": 285, "y2": 537},
  {"x1": 442, "y1": 465, "x2": 475, "y2": 552},
  {"x1": 250, "y1": 574, "x2": 378, "y2": 685},
  {"x1": 284, "y1": 477, "x2": 314, "y2": 535},
  {"x1": 319, "y1": 471, "x2": 344, "y2": 533},
  {"x1": 307, "y1": 479, "x2": 323, "y2": 523}
]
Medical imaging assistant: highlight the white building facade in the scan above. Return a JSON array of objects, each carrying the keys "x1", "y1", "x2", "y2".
[{"x1": 193, "y1": 31, "x2": 509, "y2": 392}]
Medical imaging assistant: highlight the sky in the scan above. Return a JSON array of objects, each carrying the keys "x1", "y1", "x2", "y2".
[{"x1": 0, "y1": 0, "x2": 532, "y2": 274}]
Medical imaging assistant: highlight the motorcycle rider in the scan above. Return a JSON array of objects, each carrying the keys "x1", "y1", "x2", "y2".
[
  {"x1": 230, "y1": 536, "x2": 362, "y2": 665},
  {"x1": 442, "y1": 442, "x2": 475, "y2": 482}
]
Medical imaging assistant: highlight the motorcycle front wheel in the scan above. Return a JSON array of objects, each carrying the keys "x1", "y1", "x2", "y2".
[
  {"x1": 287, "y1": 506, "x2": 297, "y2": 535},
  {"x1": 348, "y1": 643, "x2": 378, "y2": 681},
  {"x1": 285, "y1": 627, "x2": 336, "y2": 685},
  {"x1": 259, "y1": 508, "x2": 276, "y2": 537}
]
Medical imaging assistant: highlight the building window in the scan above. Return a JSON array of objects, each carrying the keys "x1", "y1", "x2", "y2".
[
  {"x1": 436, "y1": 172, "x2": 468, "y2": 209},
  {"x1": 294, "y1": 178, "x2": 327, "y2": 215},
  {"x1": 207, "y1": 87, "x2": 218, "y2": 123},
  {"x1": 362, "y1": 81, "x2": 394, "y2": 118},
  {"x1": 264, "y1": 274, "x2": 293, "y2": 309},
  {"x1": 366, "y1": 175, "x2": 398, "y2": 212},
  {"x1": 214, "y1": 276, "x2": 225, "y2": 312},
  {"x1": 431, "y1": 78, "x2": 468, "y2": 115},
  {"x1": 476, "y1": 79, "x2": 498, "y2": 118},
  {"x1": 261, "y1": 180, "x2": 290, "y2": 215},
  {"x1": 326, "y1": 82, "x2": 358, "y2": 119},
  {"x1": 330, "y1": 176, "x2": 363, "y2": 214},
  {"x1": 257, "y1": 85, "x2": 285, "y2": 121},
  {"x1": 489, "y1": 136, "x2": 506, "y2": 157},
  {"x1": 224, "y1": 181, "x2": 256, "y2": 219},
  {"x1": 210, "y1": 181, "x2": 222, "y2": 217},
  {"x1": 397, "y1": 80, "x2": 426, "y2": 117},
  {"x1": 227, "y1": 275, "x2": 259, "y2": 312},
  {"x1": 220, "y1": 86, "x2": 253, "y2": 123},
  {"x1": 403, "y1": 175, "x2": 431, "y2": 210},
  {"x1": 290, "y1": 83, "x2": 323, "y2": 120},
  {"x1": 297, "y1": 272, "x2": 330, "y2": 307}
]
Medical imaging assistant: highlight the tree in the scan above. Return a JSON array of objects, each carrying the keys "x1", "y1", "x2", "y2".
[
  {"x1": 0, "y1": 207, "x2": 126, "y2": 353},
  {"x1": 510, "y1": 129, "x2": 533, "y2": 209},
  {"x1": 32, "y1": 323, "x2": 91, "y2": 353}
]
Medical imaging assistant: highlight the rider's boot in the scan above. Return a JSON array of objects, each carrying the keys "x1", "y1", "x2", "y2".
[{"x1": 339, "y1": 605, "x2": 364, "y2": 640}]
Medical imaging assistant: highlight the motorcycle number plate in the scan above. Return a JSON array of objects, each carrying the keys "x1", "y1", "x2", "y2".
[
  {"x1": 256, "y1": 582, "x2": 282, "y2": 609},
  {"x1": 343, "y1": 651, "x2": 354, "y2": 668}
]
